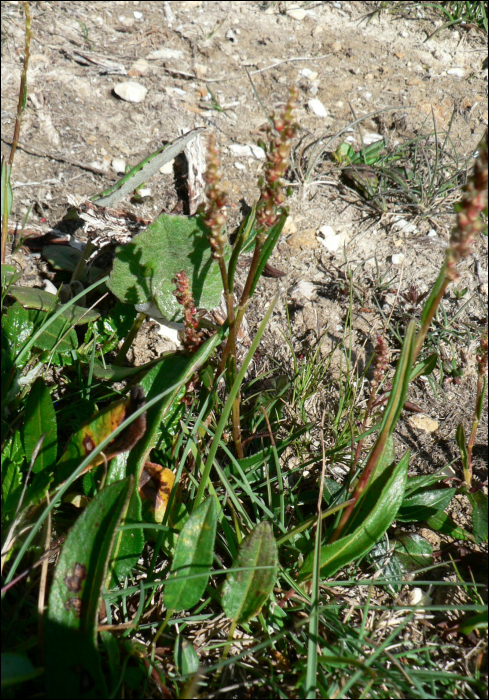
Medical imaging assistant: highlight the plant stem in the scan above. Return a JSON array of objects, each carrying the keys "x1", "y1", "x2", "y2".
[
  {"x1": 113, "y1": 312, "x2": 146, "y2": 366},
  {"x1": 1, "y1": 2, "x2": 32, "y2": 264}
]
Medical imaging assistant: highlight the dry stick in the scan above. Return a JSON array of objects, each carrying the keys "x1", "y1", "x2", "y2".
[{"x1": 203, "y1": 54, "x2": 331, "y2": 83}]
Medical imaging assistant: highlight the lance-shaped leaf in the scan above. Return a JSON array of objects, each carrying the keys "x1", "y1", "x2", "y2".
[
  {"x1": 222, "y1": 521, "x2": 278, "y2": 624},
  {"x1": 44, "y1": 477, "x2": 133, "y2": 699},
  {"x1": 298, "y1": 451, "x2": 409, "y2": 583},
  {"x1": 55, "y1": 386, "x2": 147, "y2": 486},
  {"x1": 164, "y1": 497, "x2": 217, "y2": 612},
  {"x1": 22, "y1": 377, "x2": 57, "y2": 473}
]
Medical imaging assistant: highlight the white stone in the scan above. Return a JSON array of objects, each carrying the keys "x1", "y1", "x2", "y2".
[
  {"x1": 229, "y1": 143, "x2": 265, "y2": 159},
  {"x1": 113, "y1": 81, "x2": 147, "y2": 103},
  {"x1": 287, "y1": 8, "x2": 307, "y2": 20},
  {"x1": 146, "y1": 48, "x2": 183, "y2": 60},
  {"x1": 319, "y1": 224, "x2": 335, "y2": 237},
  {"x1": 308, "y1": 99, "x2": 328, "y2": 117},
  {"x1": 112, "y1": 157, "x2": 126, "y2": 173},
  {"x1": 392, "y1": 253, "x2": 405, "y2": 265},
  {"x1": 249, "y1": 144, "x2": 266, "y2": 159},
  {"x1": 362, "y1": 132, "x2": 383, "y2": 145},
  {"x1": 43, "y1": 279, "x2": 58, "y2": 295},
  {"x1": 447, "y1": 67, "x2": 464, "y2": 78},
  {"x1": 234, "y1": 162, "x2": 246, "y2": 170},
  {"x1": 427, "y1": 228, "x2": 437, "y2": 237},
  {"x1": 289, "y1": 280, "x2": 317, "y2": 301},
  {"x1": 159, "y1": 159, "x2": 174, "y2": 174},
  {"x1": 133, "y1": 11, "x2": 143, "y2": 19},
  {"x1": 392, "y1": 218, "x2": 417, "y2": 234},
  {"x1": 300, "y1": 68, "x2": 318, "y2": 81}
]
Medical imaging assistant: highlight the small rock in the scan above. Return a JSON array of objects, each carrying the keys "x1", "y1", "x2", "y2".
[
  {"x1": 391, "y1": 253, "x2": 405, "y2": 265},
  {"x1": 365, "y1": 73, "x2": 374, "y2": 81},
  {"x1": 313, "y1": 25, "x2": 323, "y2": 36},
  {"x1": 234, "y1": 162, "x2": 246, "y2": 171},
  {"x1": 331, "y1": 41, "x2": 341, "y2": 52},
  {"x1": 447, "y1": 67, "x2": 464, "y2": 78},
  {"x1": 308, "y1": 98, "x2": 328, "y2": 117},
  {"x1": 282, "y1": 217, "x2": 297, "y2": 235},
  {"x1": 406, "y1": 77, "x2": 422, "y2": 86},
  {"x1": 228, "y1": 143, "x2": 265, "y2": 159},
  {"x1": 160, "y1": 159, "x2": 174, "y2": 175},
  {"x1": 133, "y1": 10, "x2": 143, "y2": 20},
  {"x1": 113, "y1": 81, "x2": 147, "y2": 103},
  {"x1": 43, "y1": 279, "x2": 58, "y2": 295},
  {"x1": 289, "y1": 280, "x2": 317, "y2": 301},
  {"x1": 287, "y1": 229, "x2": 319, "y2": 250},
  {"x1": 408, "y1": 414, "x2": 439, "y2": 433},
  {"x1": 362, "y1": 132, "x2": 383, "y2": 145},
  {"x1": 128, "y1": 58, "x2": 150, "y2": 77},
  {"x1": 392, "y1": 218, "x2": 417, "y2": 234},
  {"x1": 427, "y1": 229, "x2": 437, "y2": 237},
  {"x1": 287, "y1": 8, "x2": 307, "y2": 20},
  {"x1": 146, "y1": 48, "x2": 183, "y2": 60},
  {"x1": 226, "y1": 28, "x2": 238, "y2": 43},
  {"x1": 112, "y1": 157, "x2": 126, "y2": 173},
  {"x1": 300, "y1": 68, "x2": 318, "y2": 81}
]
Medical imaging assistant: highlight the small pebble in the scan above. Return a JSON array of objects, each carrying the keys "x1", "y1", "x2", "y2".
[
  {"x1": 392, "y1": 218, "x2": 417, "y2": 234},
  {"x1": 113, "y1": 81, "x2": 147, "y2": 103},
  {"x1": 287, "y1": 8, "x2": 307, "y2": 20},
  {"x1": 391, "y1": 253, "x2": 405, "y2": 265},
  {"x1": 300, "y1": 68, "x2": 318, "y2": 81},
  {"x1": 133, "y1": 11, "x2": 143, "y2": 20},
  {"x1": 408, "y1": 414, "x2": 439, "y2": 433},
  {"x1": 308, "y1": 98, "x2": 328, "y2": 117},
  {"x1": 146, "y1": 48, "x2": 183, "y2": 60},
  {"x1": 447, "y1": 67, "x2": 464, "y2": 78},
  {"x1": 362, "y1": 132, "x2": 383, "y2": 145},
  {"x1": 112, "y1": 157, "x2": 126, "y2": 173}
]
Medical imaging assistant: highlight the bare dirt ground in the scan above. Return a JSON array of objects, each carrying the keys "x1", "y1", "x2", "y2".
[{"x1": 2, "y1": 0, "x2": 488, "y2": 646}]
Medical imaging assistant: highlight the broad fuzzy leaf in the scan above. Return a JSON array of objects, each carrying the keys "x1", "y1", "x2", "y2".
[{"x1": 108, "y1": 213, "x2": 229, "y2": 320}]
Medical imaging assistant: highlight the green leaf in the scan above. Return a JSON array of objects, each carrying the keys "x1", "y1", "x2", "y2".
[
  {"x1": 165, "y1": 497, "x2": 217, "y2": 612},
  {"x1": 468, "y1": 491, "x2": 488, "y2": 544},
  {"x1": 456, "y1": 423, "x2": 468, "y2": 472},
  {"x1": 249, "y1": 211, "x2": 288, "y2": 298},
  {"x1": 27, "y1": 308, "x2": 78, "y2": 356},
  {"x1": 1, "y1": 161, "x2": 13, "y2": 221},
  {"x1": 44, "y1": 478, "x2": 133, "y2": 699},
  {"x1": 105, "y1": 453, "x2": 144, "y2": 588},
  {"x1": 222, "y1": 521, "x2": 278, "y2": 624},
  {"x1": 127, "y1": 327, "x2": 225, "y2": 477},
  {"x1": 1, "y1": 263, "x2": 21, "y2": 288},
  {"x1": 1, "y1": 432, "x2": 24, "y2": 522},
  {"x1": 2, "y1": 302, "x2": 33, "y2": 359},
  {"x1": 367, "y1": 539, "x2": 404, "y2": 594},
  {"x1": 409, "y1": 353, "x2": 438, "y2": 381},
  {"x1": 9, "y1": 284, "x2": 100, "y2": 324},
  {"x1": 174, "y1": 637, "x2": 199, "y2": 676},
  {"x1": 397, "y1": 488, "x2": 456, "y2": 522},
  {"x1": 55, "y1": 387, "x2": 147, "y2": 486},
  {"x1": 426, "y1": 511, "x2": 474, "y2": 542},
  {"x1": 1, "y1": 652, "x2": 38, "y2": 687},
  {"x1": 22, "y1": 377, "x2": 57, "y2": 473},
  {"x1": 457, "y1": 611, "x2": 488, "y2": 635},
  {"x1": 108, "y1": 213, "x2": 229, "y2": 320},
  {"x1": 298, "y1": 451, "x2": 409, "y2": 583},
  {"x1": 92, "y1": 129, "x2": 204, "y2": 208},
  {"x1": 42, "y1": 245, "x2": 84, "y2": 273},
  {"x1": 393, "y1": 533, "x2": 432, "y2": 573}
]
